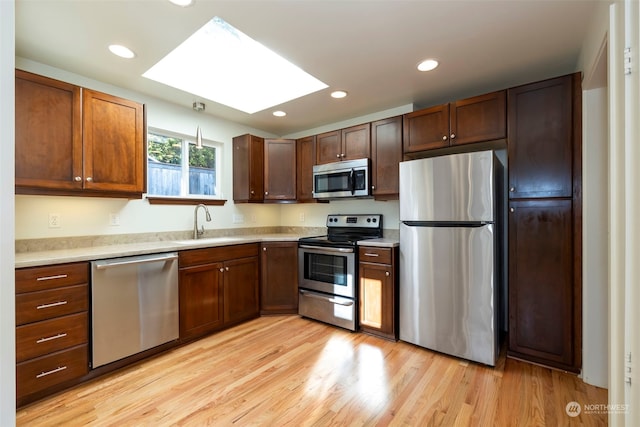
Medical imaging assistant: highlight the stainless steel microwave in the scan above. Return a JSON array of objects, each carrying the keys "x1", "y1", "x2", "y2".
[{"x1": 312, "y1": 158, "x2": 370, "y2": 199}]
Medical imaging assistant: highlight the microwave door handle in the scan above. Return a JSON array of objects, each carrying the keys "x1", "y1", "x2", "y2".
[{"x1": 349, "y1": 168, "x2": 355, "y2": 195}]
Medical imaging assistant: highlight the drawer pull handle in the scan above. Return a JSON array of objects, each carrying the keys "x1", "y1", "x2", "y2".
[
  {"x1": 37, "y1": 333, "x2": 68, "y2": 344},
  {"x1": 36, "y1": 301, "x2": 68, "y2": 310},
  {"x1": 36, "y1": 366, "x2": 67, "y2": 378},
  {"x1": 364, "y1": 253, "x2": 379, "y2": 257},
  {"x1": 36, "y1": 274, "x2": 68, "y2": 281}
]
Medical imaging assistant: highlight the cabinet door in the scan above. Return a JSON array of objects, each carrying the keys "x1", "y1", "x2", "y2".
[
  {"x1": 508, "y1": 199, "x2": 577, "y2": 371},
  {"x1": 82, "y1": 89, "x2": 145, "y2": 194},
  {"x1": 264, "y1": 139, "x2": 296, "y2": 201},
  {"x1": 359, "y1": 261, "x2": 396, "y2": 340},
  {"x1": 508, "y1": 75, "x2": 574, "y2": 198},
  {"x1": 315, "y1": 130, "x2": 342, "y2": 164},
  {"x1": 233, "y1": 134, "x2": 264, "y2": 202},
  {"x1": 371, "y1": 116, "x2": 402, "y2": 199},
  {"x1": 260, "y1": 243, "x2": 298, "y2": 314},
  {"x1": 296, "y1": 136, "x2": 316, "y2": 201},
  {"x1": 403, "y1": 104, "x2": 450, "y2": 152},
  {"x1": 223, "y1": 256, "x2": 259, "y2": 325},
  {"x1": 15, "y1": 70, "x2": 83, "y2": 192},
  {"x1": 341, "y1": 123, "x2": 370, "y2": 161},
  {"x1": 179, "y1": 262, "x2": 224, "y2": 339},
  {"x1": 450, "y1": 90, "x2": 506, "y2": 146}
]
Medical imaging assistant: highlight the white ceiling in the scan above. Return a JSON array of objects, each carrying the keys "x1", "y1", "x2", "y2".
[{"x1": 15, "y1": 0, "x2": 600, "y2": 136}]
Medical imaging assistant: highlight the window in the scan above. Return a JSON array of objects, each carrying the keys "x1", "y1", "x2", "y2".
[{"x1": 147, "y1": 129, "x2": 221, "y2": 200}]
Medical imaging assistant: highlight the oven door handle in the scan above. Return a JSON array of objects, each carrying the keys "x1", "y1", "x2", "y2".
[
  {"x1": 300, "y1": 290, "x2": 354, "y2": 306},
  {"x1": 299, "y1": 245, "x2": 354, "y2": 254}
]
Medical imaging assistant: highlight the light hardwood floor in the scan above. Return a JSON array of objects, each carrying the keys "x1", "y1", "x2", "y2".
[{"x1": 17, "y1": 315, "x2": 607, "y2": 426}]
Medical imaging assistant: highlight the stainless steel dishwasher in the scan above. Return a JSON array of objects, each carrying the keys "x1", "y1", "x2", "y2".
[{"x1": 91, "y1": 252, "x2": 179, "y2": 368}]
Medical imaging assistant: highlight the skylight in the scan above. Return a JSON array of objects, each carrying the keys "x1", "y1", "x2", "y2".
[{"x1": 143, "y1": 16, "x2": 328, "y2": 114}]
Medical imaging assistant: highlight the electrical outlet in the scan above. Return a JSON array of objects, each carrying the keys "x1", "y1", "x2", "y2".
[
  {"x1": 233, "y1": 214, "x2": 245, "y2": 224},
  {"x1": 299, "y1": 212, "x2": 305, "y2": 222},
  {"x1": 251, "y1": 214, "x2": 257, "y2": 223},
  {"x1": 48, "y1": 213, "x2": 61, "y2": 228},
  {"x1": 109, "y1": 213, "x2": 121, "y2": 226}
]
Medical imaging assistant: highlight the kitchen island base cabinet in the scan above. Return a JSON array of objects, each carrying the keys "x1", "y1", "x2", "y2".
[
  {"x1": 179, "y1": 244, "x2": 259, "y2": 341},
  {"x1": 358, "y1": 246, "x2": 398, "y2": 341},
  {"x1": 260, "y1": 242, "x2": 298, "y2": 314}
]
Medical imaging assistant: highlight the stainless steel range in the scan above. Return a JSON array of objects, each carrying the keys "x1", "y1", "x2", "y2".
[{"x1": 298, "y1": 214, "x2": 383, "y2": 331}]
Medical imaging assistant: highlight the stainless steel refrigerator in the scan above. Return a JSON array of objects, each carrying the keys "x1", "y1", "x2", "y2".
[{"x1": 399, "y1": 150, "x2": 503, "y2": 366}]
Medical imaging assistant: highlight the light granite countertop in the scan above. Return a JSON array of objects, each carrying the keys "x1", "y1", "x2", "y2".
[
  {"x1": 15, "y1": 234, "x2": 306, "y2": 268},
  {"x1": 356, "y1": 238, "x2": 399, "y2": 248}
]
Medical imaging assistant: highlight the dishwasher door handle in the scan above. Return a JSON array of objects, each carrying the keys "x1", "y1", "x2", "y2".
[{"x1": 95, "y1": 253, "x2": 178, "y2": 270}]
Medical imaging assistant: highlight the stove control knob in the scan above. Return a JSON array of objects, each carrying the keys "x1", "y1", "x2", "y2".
[{"x1": 367, "y1": 218, "x2": 371, "y2": 223}]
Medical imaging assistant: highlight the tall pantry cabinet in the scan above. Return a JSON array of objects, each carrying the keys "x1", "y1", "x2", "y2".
[{"x1": 507, "y1": 73, "x2": 582, "y2": 372}]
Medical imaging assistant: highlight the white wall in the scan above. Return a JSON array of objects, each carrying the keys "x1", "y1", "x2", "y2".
[
  {"x1": 578, "y1": 0, "x2": 610, "y2": 390},
  {"x1": 1, "y1": 1, "x2": 16, "y2": 425}
]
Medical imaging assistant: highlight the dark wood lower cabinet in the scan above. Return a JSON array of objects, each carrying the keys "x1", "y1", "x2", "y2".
[
  {"x1": 260, "y1": 242, "x2": 299, "y2": 314},
  {"x1": 223, "y1": 256, "x2": 260, "y2": 325},
  {"x1": 179, "y1": 261, "x2": 224, "y2": 339},
  {"x1": 358, "y1": 246, "x2": 398, "y2": 341},
  {"x1": 508, "y1": 199, "x2": 579, "y2": 372}
]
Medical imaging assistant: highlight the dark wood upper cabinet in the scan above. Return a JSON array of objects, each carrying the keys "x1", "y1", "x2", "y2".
[
  {"x1": 508, "y1": 199, "x2": 576, "y2": 371},
  {"x1": 403, "y1": 90, "x2": 506, "y2": 153},
  {"x1": 264, "y1": 138, "x2": 296, "y2": 201},
  {"x1": 403, "y1": 104, "x2": 450, "y2": 152},
  {"x1": 296, "y1": 135, "x2": 316, "y2": 202},
  {"x1": 508, "y1": 75, "x2": 574, "y2": 199},
  {"x1": 316, "y1": 123, "x2": 370, "y2": 164},
  {"x1": 260, "y1": 242, "x2": 299, "y2": 314},
  {"x1": 233, "y1": 134, "x2": 264, "y2": 203},
  {"x1": 15, "y1": 70, "x2": 145, "y2": 197},
  {"x1": 370, "y1": 116, "x2": 402, "y2": 200}
]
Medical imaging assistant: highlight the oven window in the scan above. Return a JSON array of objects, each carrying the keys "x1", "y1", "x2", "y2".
[{"x1": 304, "y1": 252, "x2": 348, "y2": 286}]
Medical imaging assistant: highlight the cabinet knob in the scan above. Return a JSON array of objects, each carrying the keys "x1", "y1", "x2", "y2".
[
  {"x1": 74, "y1": 176, "x2": 82, "y2": 182},
  {"x1": 86, "y1": 177, "x2": 93, "y2": 182},
  {"x1": 219, "y1": 267, "x2": 224, "y2": 272},
  {"x1": 450, "y1": 133, "x2": 456, "y2": 139},
  {"x1": 265, "y1": 191, "x2": 269, "y2": 196},
  {"x1": 263, "y1": 247, "x2": 267, "y2": 251},
  {"x1": 341, "y1": 153, "x2": 345, "y2": 158},
  {"x1": 371, "y1": 185, "x2": 375, "y2": 190},
  {"x1": 250, "y1": 190, "x2": 255, "y2": 195},
  {"x1": 225, "y1": 266, "x2": 229, "y2": 272},
  {"x1": 442, "y1": 135, "x2": 448, "y2": 141},
  {"x1": 385, "y1": 271, "x2": 390, "y2": 276},
  {"x1": 510, "y1": 207, "x2": 515, "y2": 213},
  {"x1": 509, "y1": 187, "x2": 515, "y2": 192},
  {"x1": 336, "y1": 154, "x2": 341, "y2": 158}
]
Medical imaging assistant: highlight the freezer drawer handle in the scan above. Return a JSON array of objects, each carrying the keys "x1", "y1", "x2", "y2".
[
  {"x1": 36, "y1": 274, "x2": 68, "y2": 281},
  {"x1": 95, "y1": 254, "x2": 178, "y2": 270},
  {"x1": 36, "y1": 301, "x2": 68, "y2": 310},
  {"x1": 37, "y1": 333, "x2": 68, "y2": 344},
  {"x1": 300, "y1": 290, "x2": 354, "y2": 306},
  {"x1": 36, "y1": 366, "x2": 67, "y2": 379}
]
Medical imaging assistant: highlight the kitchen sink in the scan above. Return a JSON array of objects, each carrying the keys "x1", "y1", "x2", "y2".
[{"x1": 172, "y1": 237, "x2": 246, "y2": 245}]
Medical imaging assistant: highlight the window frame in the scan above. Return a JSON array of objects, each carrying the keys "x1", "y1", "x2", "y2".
[{"x1": 146, "y1": 127, "x2": 226, "y2": 206}]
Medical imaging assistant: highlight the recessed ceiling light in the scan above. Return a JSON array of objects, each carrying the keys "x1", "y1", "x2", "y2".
[
  {"x1": 168, "y1": 0, "x2": 194, "y2": 6},
  {"x1": 331, "y1": 90, "x2": 348, "y2": 99},
  {"x1": 417, "y1": 59, "x2": 439, "y2": 72},
  {"x1": 143, "y1": 16, "x2": 328, "y2": 114},
  {"x1": 273, "y1": 111, "x2": 287, "y2": 117},
  {"x1": 108, "y1": 44, "x2": 136, "y2": 59}
]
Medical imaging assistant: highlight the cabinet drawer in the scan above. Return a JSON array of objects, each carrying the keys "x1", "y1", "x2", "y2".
[
  {"x1": 16, "y1": 263, "x2": 88, "y2": 293},
  {"x1": 16, "y1": 312, "x2": 88, "y2": 362},
  {"x1": 180, "y1": 243, "x2": 259, "y2": 267},
  {"x1": 17, "y1": 344, "x2": 88, "y2": 398},
  {"x1": 16, "y1": 284, "x2": 88, "y2": 325},
  {"x1": 359, "y1": 247, "x2": 392, "y2": 264}
]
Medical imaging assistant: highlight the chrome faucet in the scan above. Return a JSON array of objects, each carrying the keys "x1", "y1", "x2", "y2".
[{"x1": 193, "y1": 204, "x2": 212, "y2": 239}]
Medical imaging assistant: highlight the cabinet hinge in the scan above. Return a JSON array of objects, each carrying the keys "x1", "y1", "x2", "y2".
[{"x1": 624, "y1": 47, "x2": 632, "y2": 75}]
